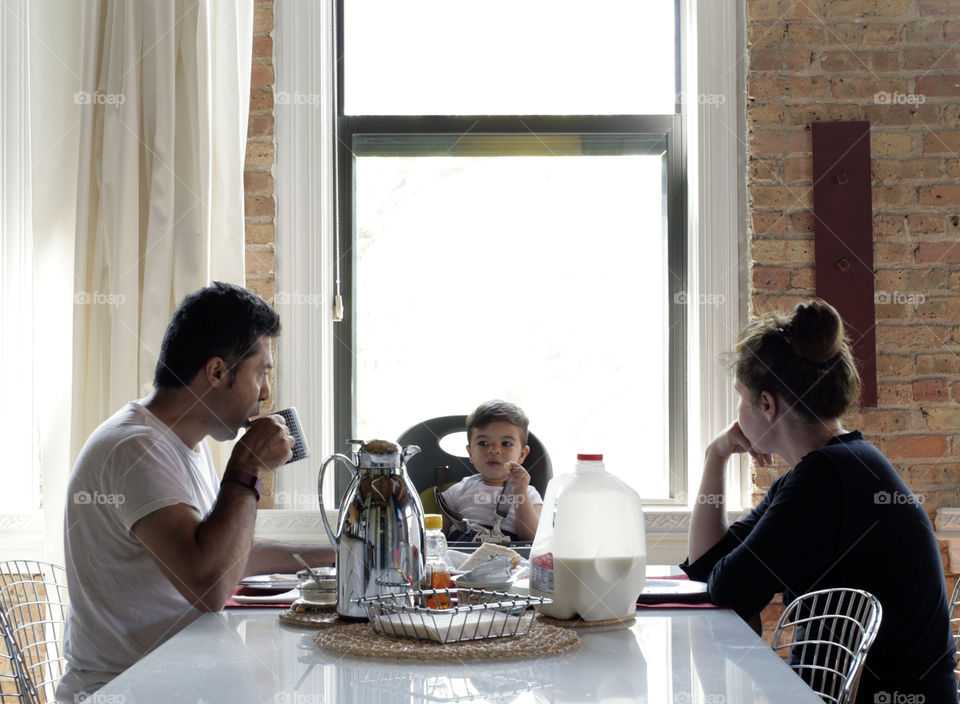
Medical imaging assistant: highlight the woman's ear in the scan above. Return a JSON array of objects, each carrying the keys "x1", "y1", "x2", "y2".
[{"x1": 758, "y1": 390, "x2": 779, "y2": 421}]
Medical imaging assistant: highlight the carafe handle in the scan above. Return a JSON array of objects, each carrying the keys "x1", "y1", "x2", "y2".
[{"x1": 317, "y1": 453, "x2": 357, "y2": 547}]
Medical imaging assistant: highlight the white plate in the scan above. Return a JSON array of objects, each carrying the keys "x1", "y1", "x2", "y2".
[
  {"x1": 232, "y1": 588, "x2": 300, "y2": 604},
  {"x1": 641, "y1": 578, "x2": 708, "y2": 595},
  {"x1": 238, "y1": 574, "x2": 298, "y2": 590}
]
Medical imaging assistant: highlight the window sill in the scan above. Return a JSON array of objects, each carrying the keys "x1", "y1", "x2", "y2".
[
  {"x1": 254, "y1": 508, "x2": 748, "y2": 565},
  {"x1": 935, "y1": 508, "x2": 960, "y2": 573}
]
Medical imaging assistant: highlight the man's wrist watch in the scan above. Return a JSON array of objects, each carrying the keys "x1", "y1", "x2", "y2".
[{"x1": 221, "y1": 468, "x2": 263, "y2": 501}]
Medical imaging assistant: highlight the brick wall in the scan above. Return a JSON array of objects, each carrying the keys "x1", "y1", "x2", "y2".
[
  {"x1": 746, "y1": 0, "x2": 960, "y2": 641},
  {"x1": 246, "y1": 0, "x2": 278, "y2": 507}
]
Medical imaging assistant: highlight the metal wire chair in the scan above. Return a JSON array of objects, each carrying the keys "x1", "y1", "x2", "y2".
[
  {"x1": 771, "y1": 588, "x2": 882, "y2": 704},
  {"x1": 0, "y1": 562, "x2": 69, "y2": 704},
  {"x1": 949, "y1": 577, "x2": 960, "y2": 694}
]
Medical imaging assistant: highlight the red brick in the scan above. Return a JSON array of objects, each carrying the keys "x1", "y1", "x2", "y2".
[
  {"x1": 750, "y1": 185, "x2": 812, "y2": 208},
  {"x1": 790, "y1": 267, "x2": 815, "y2": 289},
  {"x1": 870, "y1": 51, "x2": 901, "y2": 71},
  {"x1": 747, "y1": 103, "x2": 786, "y2": 126},
  {"x1": 250, "y1": 64, "x2": 275, "y2": 88},
  {"x1": 784, "y1": 157, "x2": 812, "y2": 181},
  {"x1": 787, "y1": 22, "x2": 825, "y2": 44},
  {"x1": 917, "y1": 76, "x2": 960, "y2": 99},
  {"x1": 903, "y1": 48, "x2": 960, "y2": 70},
  {"x1": 748, "y1": 0, "x2": 827, "y2": 21},
  {"x1": 874, "y1": 214, "x2": 908, "y2": 238},
  {"x1": 874, "y1": 242, "x2": 914, "y2": 265},
  {"x1": 879, "y1": 324, "x2": 950, "y2": 347},
  {"x1": 875, "y1": 268, "x2": 948, "y2": 291},
  {"x1": 790, "y1": 210, "x2": 815, "y2": 233},
  {"x1": 919, "y1": 0, "x2": 960, "y2": 16},
  {"x1": 752, "y1": 212, "x2": 792, "y2": 235},
  {"x1": 916, "y1": 241, "x2": 960, "y2": 263},
  {"x1": 865, "y1": 24, "x2": 901, "y2": 44},
  {"x1": 245, "y1": 195, "x2": 275, "y2": 217},
  {"x1": 951, "y1": 381, "x2": 960, "y2": 402},
  {"x1": 831, "y1": 0, "x2": 910, "y2": 18},
  {"x1": 252, "y1": 36, "x2": 273, "y2": 58},
  {"x1": 924, "y1": 408, "x2": 960, "y2": 431},
  {"x1": 947, "y1": 20, "x2": 960, "y2": 41},
  {"x1": 751, "y1": 238, "x2": 815, "y2": 265},
  {"x1": 877, "y1": 354, "x2": 914, "y2": 377},
  {"x1": 922, "y1": 131, "x2": 960, "y2": 154},
  {"x1": 872, "y1": 158, "x2": 942, "y2": 181},
  {"x1": 872, "y1": 185, "x2": 913, "y2": 208},
  {"x1": 752, "y1": 266, "x2": 791, "y2": 291},
  {"x1": 916, "y1": 297, "x2": 960, "y2": 320},
  {"x1": 748, "y1": 76, "x2": 828, "y2": 100},
  {"x1": 244, "y1": 171, "x2": 274, "y2": 194},
  {"x1": 247, "y1": 114, "x2": 275, "y2": 138},
  {"x1": 245, "y1": 141, "x2": 274, "y2": 169},
  {"x1": 820, "y1": 51, "x2": 867, "y2": 71},
  {"x1": 825, "y1": 22, "x2": 864, "y2": 44},
  {"x1": 863, "y1": 103, "x2": 940, "y2": 126},
  {"x1": 919, "y1": 185, "x2": 960, "y2": 205},
  {"x1": 751, "y1": 50, "x2": 784, "y2": 71},
  {"x1": 749, "y1": 129, "x2": 812, "y2": 155},
  {"x1": 786, "y1": 103, "x2": 863, "y2": 125},
  {"x1": 917, "y1": 354, "x2": 960, "y2": 374},
  {"x1": 885, "y1": 435, "x2": 950, "y2": 458},
  {"x1": 872, "y1": 132, "x2": 915, "y2": 156},
  {"x1": 253, "y1": 4, "x2": 274, "y2": 33},
  {"x1": 915, "y1": 378, "x2": 950, "y2": 402},
  {"x1": 904, "y1": 20, "x2": 946, "y2": 42},
  {"x1": 832, "y1": 77, "x2": 910, "y2": 100},
  {"x1": 749, "y1": 23, "x2": 788, "y2": 47},
  {"x1": 906, "y1": 214, "x2": 944, "y2": 236},
  {"x1": 249, "y1": 88, "x2": 273, "y2": 112},
  {"x1": 245, "y1": 223, "x2": 276, "y2": 245},
  {"x1": 785, "y1": 50, "x2": 816, "y2": 71},
  {"x1": 878, "y1": 382, "x2": 913, "y2": 405},
  {"x1": 750, "y1": 159, "x2": 781, "y2": 182},
  {"x1": 245, "y1": 249, "x2": 275, "y2": 275}
]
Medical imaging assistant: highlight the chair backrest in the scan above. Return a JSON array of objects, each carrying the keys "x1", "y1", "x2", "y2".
[
  {"x1": 949, "y1": 577, "x2": 960, "y2": 694},
  {"x1": 771, "y1": 588, "x2": 882, "y2": 704},
  {"x1": 397, "y1": 415, "x2": 553, "y2": 498},
  {"x1": 0, "y1": 562, "x2": 69, "y2": 704}
]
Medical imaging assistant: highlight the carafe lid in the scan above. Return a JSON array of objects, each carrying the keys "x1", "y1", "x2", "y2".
[{"x1": 349, "y1": 439, "x2": 419, "y2": 468}]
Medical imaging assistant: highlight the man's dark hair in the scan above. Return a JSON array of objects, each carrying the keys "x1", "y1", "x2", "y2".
[{"x1": 153, "y1": 282, "x2": 280, "y2": 389}]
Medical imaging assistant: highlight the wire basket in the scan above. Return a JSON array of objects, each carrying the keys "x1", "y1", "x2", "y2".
[{"x1": 354, "y1": 589, "x2": 550, "y2": 644}]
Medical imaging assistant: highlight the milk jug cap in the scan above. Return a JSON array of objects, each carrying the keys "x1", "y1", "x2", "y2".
[{"x1": 577, "y1": 453, "x2": 603, "y2": 461}]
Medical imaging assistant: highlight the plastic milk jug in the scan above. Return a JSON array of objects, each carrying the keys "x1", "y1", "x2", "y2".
[{"x1": 529, "y1": 454, "x2": 646, "y2": 621}]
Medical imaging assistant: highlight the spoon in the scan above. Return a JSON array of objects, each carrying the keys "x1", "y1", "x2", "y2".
[{"x1": 293, "y1": 553, "x2": 324, "y2": 587}]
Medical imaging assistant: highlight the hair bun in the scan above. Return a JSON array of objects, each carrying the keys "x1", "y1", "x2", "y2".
[{"x1": 786, "y1": 300, "x2": 845, "y2": 364}]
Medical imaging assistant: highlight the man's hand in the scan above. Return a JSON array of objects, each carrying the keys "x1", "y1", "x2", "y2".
[{"x1": 228, "y1": 414, "x2": 294, "y2": 476}]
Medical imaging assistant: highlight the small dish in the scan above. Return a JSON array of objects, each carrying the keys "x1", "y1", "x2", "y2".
[{"x1": 238, "y1": 574, "x2": 299, "y2": 591}]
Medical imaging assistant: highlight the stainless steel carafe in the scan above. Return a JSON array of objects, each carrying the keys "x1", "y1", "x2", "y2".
[{"x1": 318, "y1": 439, "x2": 425, "y2": 620}]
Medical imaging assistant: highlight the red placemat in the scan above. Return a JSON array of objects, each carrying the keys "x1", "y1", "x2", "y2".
[{"x1": 225, "y1": 586, "x2": 293, "y2": 608}]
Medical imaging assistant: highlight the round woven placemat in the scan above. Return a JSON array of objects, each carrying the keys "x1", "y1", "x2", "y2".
[
  {"x1": 278, "y1": 605, "x2": 339, "y2": 628},
  {"x1": 312, "y1": 621, "x2": 579, "y2": 661},
  {"x1": 535, "y1": 614, "x2": 635, "y2": 632}
]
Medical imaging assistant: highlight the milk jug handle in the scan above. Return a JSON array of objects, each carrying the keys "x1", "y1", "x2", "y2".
[{"x1": 317, "y1": 453, "x2": 357, "y2": 547}]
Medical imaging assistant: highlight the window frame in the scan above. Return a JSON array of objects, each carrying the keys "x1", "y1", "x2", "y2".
[{"x1": 272, "y1": 0, "x2": 746, "y2": 545}]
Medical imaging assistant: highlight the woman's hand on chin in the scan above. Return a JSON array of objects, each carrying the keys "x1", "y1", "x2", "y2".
[{"x1": 709, "y1": 422, "x2": 773, "y2": 467}]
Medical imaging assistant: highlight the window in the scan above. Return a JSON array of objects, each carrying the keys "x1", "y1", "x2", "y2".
[
  {"x1": 272, "y1": 0, "x2": 744, "y2": 520},
  {"x1": 334, "y1": 0, "x2": 687, "y2": 501}
]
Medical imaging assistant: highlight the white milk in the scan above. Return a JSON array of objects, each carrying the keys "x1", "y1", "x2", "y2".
[{"x1": 529, "y1": 454, "x2": 647, "y2": 621}]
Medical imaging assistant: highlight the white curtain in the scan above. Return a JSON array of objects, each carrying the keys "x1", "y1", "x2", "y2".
[{"x1": 71, "y1": 0, "x2": 253, "y2": 471}]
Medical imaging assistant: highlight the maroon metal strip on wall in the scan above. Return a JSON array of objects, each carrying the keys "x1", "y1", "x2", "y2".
[{"x1": 811, "y1": 121, "x2": 877, "y2": 407}]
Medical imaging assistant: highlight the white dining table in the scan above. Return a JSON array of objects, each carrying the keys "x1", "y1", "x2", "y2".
[{"x1": 92, "y1": 605, "x2": 822, "y2": 703}]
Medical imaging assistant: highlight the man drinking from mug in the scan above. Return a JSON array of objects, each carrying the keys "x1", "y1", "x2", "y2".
[{"x1": 58, "y1": 282, "x2": 332, "y2": 702}]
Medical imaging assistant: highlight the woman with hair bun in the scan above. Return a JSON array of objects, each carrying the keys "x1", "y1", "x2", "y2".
[{"x1": 682, "y1": 300, "x2": 955, "y2": 702}]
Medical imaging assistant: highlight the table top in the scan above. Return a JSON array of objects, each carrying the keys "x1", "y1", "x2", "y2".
[{"x1": 95, "y1": 607, "x2": 821, "y2": 703}]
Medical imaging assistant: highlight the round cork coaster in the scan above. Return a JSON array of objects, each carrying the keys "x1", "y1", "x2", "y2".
[
  {"x1": 312, "y1": 621, "x2": 580, "y2": 661},
  {"x1": 278, "y1": 604, "x2": 339, "y2": 628},
  {"x1": 535, "y1": 614, "x2": 635, "y2": 632}
]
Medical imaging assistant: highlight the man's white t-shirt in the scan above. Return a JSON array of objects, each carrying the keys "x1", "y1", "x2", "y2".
[
  {"x1": 57, "y1": 401, "x2": 219, "y2": 701},
  {"x1": 441, "y1": 474, "x2": 543, "y2": 536}
]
